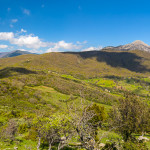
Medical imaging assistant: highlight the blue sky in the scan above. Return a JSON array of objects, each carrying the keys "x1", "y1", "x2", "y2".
[{"x1": 0, "y1": 0, "x2": 150, "y2": 53}]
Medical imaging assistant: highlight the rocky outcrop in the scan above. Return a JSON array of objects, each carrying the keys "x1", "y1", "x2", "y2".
[{"x1": 103, "y1": 40, "x2": 150, "y2": 52}]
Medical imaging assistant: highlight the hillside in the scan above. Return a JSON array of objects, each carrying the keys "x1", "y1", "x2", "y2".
[
  {"x1": 0, "y1": 50, "x2": 150, "y2": 149},
  {"x1": 1, "y1": 49, "x2": 150, "y2": 78}
]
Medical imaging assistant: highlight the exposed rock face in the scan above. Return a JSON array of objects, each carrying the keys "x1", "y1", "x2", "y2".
[{"x1": 103, "y1": 40, "x2": 150, "y2": 52}]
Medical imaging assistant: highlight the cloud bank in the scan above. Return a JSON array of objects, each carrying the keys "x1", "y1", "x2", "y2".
[
  {"x1": 0, "y1": 30, "x2": 86, "y2": 53},
  {"x1": 0, "y1": 45, "x2": 8, "y2": 49},
  {"x1": 47, "y1": 41, "x2": 82, "y2": 52},
  {"x1": 0, "y1": 32, "x2": 51, "y2": 49},
  {"x1": 82, "y1": 46, "x2": 102, "y2": 51}
]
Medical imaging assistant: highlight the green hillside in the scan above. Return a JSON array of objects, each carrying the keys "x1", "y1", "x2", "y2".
[
  {"x1": 1, "y1": 50, "x2": 150, "y2": 77},
  {"x1": 0, "y1": 50, "x2": 150, "y2": 150}
]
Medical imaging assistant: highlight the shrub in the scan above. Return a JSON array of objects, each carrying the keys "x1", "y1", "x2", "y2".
[
  {"x1": 123, "y1": 141, "x2": 148, "y2": 150},
  {"x1": 18, "y1": 123, "x2": 28, "y2": 134}
]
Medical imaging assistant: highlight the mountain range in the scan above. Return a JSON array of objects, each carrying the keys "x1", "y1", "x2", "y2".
[{"x1": 0, "y1": 40, "x2": 150, "y2": 59}]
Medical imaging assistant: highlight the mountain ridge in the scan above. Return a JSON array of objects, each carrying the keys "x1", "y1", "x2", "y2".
[
  {"x1": 103, "y1": 40, "x2": 150, "y2": 52},
  {"x1": 0, "y1": 50, "x2": 34, "y2": 58},
  {"x1": 1, "y1": 49, "x2": 150, "y2": 78}
]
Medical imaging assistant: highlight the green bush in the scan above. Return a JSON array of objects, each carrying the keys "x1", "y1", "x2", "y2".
[
  {"x1": 18, "y1": 123, "x2": 28, "y2": 134},
  {"x1": 123, "y1": 141, "x2": 148, "y2": 150},
  {"x1": 26, "y1": 127, "x2": 37, "y2": 141}
]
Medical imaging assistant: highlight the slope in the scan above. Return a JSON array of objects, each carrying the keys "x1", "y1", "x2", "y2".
[{"x1": 0, "y1": 50, "x2": 150, "y2": 78}]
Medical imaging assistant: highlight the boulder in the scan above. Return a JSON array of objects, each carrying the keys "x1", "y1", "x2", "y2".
[{"x1": 138, "y1": 136, "x2": 149, "y2": 142}]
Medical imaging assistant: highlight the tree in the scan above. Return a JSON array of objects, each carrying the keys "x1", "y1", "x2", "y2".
[
  {"x1": 110, "y1": 95, "x2": 150, "y2": 141},
  {"x1": 1, "y1": 119, "x2": 17, "y2": 142},
  {"x1": 69, "y1": 105, "x2": 96, "y2": 149},
  {"x1": 43, "y1": 114, "x2": 72, "y2": 150},
  {"x1": 33, "y1": 117, "x2": 48, "y2": 150},
  {"x1": 87, "y1": 103, "x2": 107, "y2": 128},
  {"x1": 67, "y1": 100, "x2": 107, "y2": 150},
  {"x1": 33, "y1": 114, "x2": 72, "y2": 150}
]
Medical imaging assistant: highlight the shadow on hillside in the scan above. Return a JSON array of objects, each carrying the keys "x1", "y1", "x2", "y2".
[
  {"x1": 65, "y1": 51, "x2": 150, "y2": 73},
  {"x1": 0, "y1": 67, "x2": 37, "y2": 78}
]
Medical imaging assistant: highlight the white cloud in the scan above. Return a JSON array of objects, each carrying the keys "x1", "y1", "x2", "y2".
[
  {"x1": 77, "y1": 41, "x2": 87, "y2": 44},
  {"x1": 29, "y1": 49, "x2": 43, "y2": 53},
  {"x1": 47, "y1": 40, "x2": 82, "y2": 52},
  {"x1": 10, "y1": 35, "x2": 52, "y2": 49},
  {"x1": 19, "y1": 49, "x2": 43, "y2": 54},
  {"x1": 8, "y1": 46, "x2": 14, "y2": 50},
  {"x1": 82, "y1": 46, "x2": 102, "y2": 51},
  {"x1": 19, "y1": 49, "x2": 27, "y2": 51},
  {"x1": 20, "y1": 29, "x2": 27, "y2": 33},
  {"x1": 0, "y1": 32, "x2": 51, "y2": 49},
  {"x1": 0, "y1": 32, "x2": 14, "y2": 40},
  {"x1": 10, "y1": 19, "x2": 18, "y2": 28},
  {"x1": 11, "y1": 19, "x2": 18, "y2": 23},
  {"x1": 0, "y1": 31, "x2": 87, "y2": 53},
  {"x1": 23, "y1": 9, "x2": 30, "y2": 15},
  {"x1": 0, "y1": 45, "x2": 8, "y2": 49},
  {"x1": 16, "y1": 29, "x2": 27, "y2": 34}
]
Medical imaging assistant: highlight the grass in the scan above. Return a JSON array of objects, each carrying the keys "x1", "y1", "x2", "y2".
[
  {"x1": 134, "y1": 134, "x2": 150, "y2": 149},
  {"x1": 31, "y1": 85, "x2": 58, "y2": 93},
  {"x1": 98, "y1": 129, "x2": 122, "y2": 144},
  {"x1": 84, "y1": 78, "x2": 116, "y2": 88},
  {"x1": 143, "y1": 77, "x2": 150, "y2": 83},
  {"x1": 32, "y1": 86, "x2": 71, "y2": 110},
  {"x1": 0, "y1": 140, "x2": 38, "y2": 150},
  {"x1": 117, "y1": 79, "x2": 150, "y2": 97},
  {"x1": 29, "y1": 85, "x2": 112, "y2": 111},
  {"x1": 61, "y1": 74, "x2": 81, "y2": 82}
]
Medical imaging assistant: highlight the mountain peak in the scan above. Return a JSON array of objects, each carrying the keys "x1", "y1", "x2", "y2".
[
  {"x1": 103, "y1": 40, "x2": 150, "y2": 52},
  {"x1": 131, "y1": 40, "x2": 148, "y2": 46}
]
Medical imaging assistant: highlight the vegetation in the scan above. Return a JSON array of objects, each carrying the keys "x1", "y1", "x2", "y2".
[
  {"x1": 110, "y1": 95, "x2": 150, "y2": 141},
  {"x1": 0, "y1": 50, "x2": 150, "y2": 149}
]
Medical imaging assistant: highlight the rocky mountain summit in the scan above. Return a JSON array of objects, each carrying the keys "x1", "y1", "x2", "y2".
[{"x1": 103, "y1": 40, "x2": 150, "y2": 52}]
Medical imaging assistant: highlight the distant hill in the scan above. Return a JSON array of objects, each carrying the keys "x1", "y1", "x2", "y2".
[
  {"x1": 103, "y1": 40, "x2": 150, "y2": 52},
  {"x1": 0, "y1": 52, "x2": 9, "y2": 58},
  {"x1": 0, "y1": 50, "x2": 33, "y2": 58},
  {"x1": 0, "y1": 49, "x2": 150, "y2": 78}
]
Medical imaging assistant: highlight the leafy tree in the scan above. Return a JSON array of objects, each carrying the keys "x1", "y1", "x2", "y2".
[
  {"x1": 33, "y1": 117, "x2": 48, "y2": 150},
  {"x1": 86, "y1": 104, "x2": 108, "y2": 143},
  {"x1": 67, "y1": 101, "x2": 107, "y2": 150},
  {"x1": 110, "y1": 95, "x2": 150, "y2": 141},
  {"x1": 87, "y1": 104, "x2": 107, "y2": 128},
  {"x1": 1, "y1": 119, "x2": 17, "y2": 142},
  {"x1": 33, "y1": 114, "x2": 72, "y2": 150}
]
